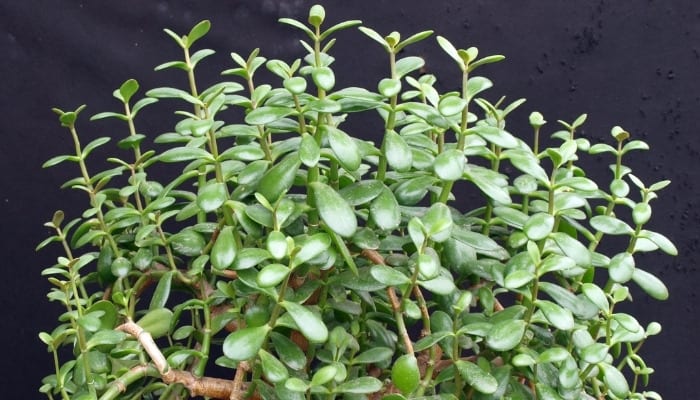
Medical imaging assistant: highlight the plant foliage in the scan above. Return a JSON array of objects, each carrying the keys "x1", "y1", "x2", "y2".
[{"x1": 39, "y1": 5, "x2": 674, "y2": 400}]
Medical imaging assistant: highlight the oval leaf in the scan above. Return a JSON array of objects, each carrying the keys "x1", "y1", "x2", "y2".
[
  {"x1": 211, "y1": 227, "x2": 237, "y2": 270},
  {"x1": 486, "y1": 319, "x2": 526, "y2": 352},
  {"x1": 281, "y1": 301, "x2": 328, "y2": 343},
  {"x1": 223, "y1": 325, "x2": 270, "y2": 361},
  {"x1": 311, "y1": 182, "x2": 357, "y2": 238}
]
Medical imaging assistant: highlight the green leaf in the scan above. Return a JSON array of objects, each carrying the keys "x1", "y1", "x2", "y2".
[
  {"x1": 258, "y1": 155, "x2": 301, "y2": 203},
  {"x1": 395, "y1": 56, "x2": 425, "y2": 78},
  {"x1": 455, "y1": 360, "x2": 498, "y2": 394},
  {"x1": 259, "y1": 349, "x2": 289, "y2": 383},
  {"x1": 311, "y1": 364, "x2": 338, "y2": 387},
  {"x1": 590, "y1": 215, "x2": 634, "y2": 235},
  {"x1": 149, "y1": 271, "x2": 174, "y2": 310},
  {"x1": 580, "y1": 343, "x2": 608, "y2": 364},
  {"x1": 223, "y1": 325, "x2": 271, "y2": 361},
  {"x1": 418, "y1": 273, "x2": 456, "y2": 295},
  {"x1": 211, "y1": 226, "x2": 237, "y2": 270},
  {"x1": 504, "y1": 269, "x2": 535, "y2": 289},
  {"x1": 504, "y1": 149, "x2": 549, "y2": 184},
  {"x1": 550, "y1": 233, "x2": 591, "y2": 267},
  {"x1": 270, "y1": 332, "x2": 306, "y2": 370},
  {"x1": 437, "y1": 95, "x2": 466, "y2": 117},
  {"x1": 335, "y1": 377, "x2": 383, "y2": 394},
  {"x1": 324, "y1": 126, "x2": 361, "y2": 171},
  {"x1": 170, "y1": 230, "x2": 206, "y2": 257},
  {"x1": 245, "y1": 106, "x2": 293, "y2": 125},
  {"x1": 311, "y1": 182, "x2": 357, "y2": 238},
  {"x1": 312, "y1": 67, "x2": 335, "y2": 91},
  {"x1": 600, "y1": 362, "x2": 630, "y2": 398},
  {"x1": 86, "y1": 330, "x2": 127, "y2": 350},
  {"x1": 392, "y1": 354, "x2": 420, "y2": 395},
  {"x1": 581, "y1": 283, "x2": 610, "y2": 311},
  {"x1": 469, "y1": 125, "x2": 519, "y2": 148},
  {"x1": 535, "y1": 300, "x2": 575, "y2": 330},
  {"x1": 147, "y1": 87, "x2": 203, "y2": 106},
  {"x1": 339, "y1": 180, "x2": 384, "y2": 206},
  {"x1": 608, "y1": 252, "x2": 635, "y2": 283},
  {"x1": 464, "y1": 165, "x2": 511, "y2": 205},
  {"x1": 632, "y1": 268, "x2": 669, "y2": 300},
  {"x1": 352, "y1": 347, "x2": 393, "y2": 365},
  {"x1": 279, "y1": 17, "x2": 315, "y2": 39},
  {"x1": 136, "y1": 308, "x2": 173, "y2": 338},
  {"x1": 299, "y1": 133, "x2": 320, "y2": 167},
  {"x1": 422, "y1": 203, "x2": 453, "y2": 242},
  {"x1": 486, "y1": 319, "x2": 526, "y2": 351},
  {"x1": 638, "y1": 229, "x2": 677, "y2": 255},
  {"x1": 281, "y1": 303, "x2": 327, "y2": 345},
  {"x1": 436, "y1": 36, "x2": 465, "y2": 71},
  {"x1": 434, "y1": 149, "x2": 465, "y2": 181},
  {"x1": 384, "y1": 130, "x2": 413, "y2": 172},
  {"x1": 371, "y1": 264, "x2": 410, "y2": 286},
  {"x1": 292, "y1": 233, "x2": 331, "y2": 267},
  {"x1": 358, "y1": 27, "x2": 390, "y2": 52},
  {"x1": 43, "y1": 154, "x2": 80, "y2": 168},
  {"x1": 370, "y1": 187, "x2": 401, "y2": 230},
  {"x1": 118, "y1": 79, "x2": 139, "y2": 103},
  {"x1": 523, "y1": 213, "x2": 555, "y2": 241},
  {"x1": 465, "y1": 76, "x2": 493, "y2": 100},
  {"x1": 257, "y1": 263, "x2": 290, "y2": 287},
  {"x1": 197, "y1": 181, "x2": 227, "y2": 212},
  {"x1": 159, "y1": 147, "x2": 213, "y2": 163},
  {"x1": 378, "y1": 78, "x2": 401, "y2": 97},
  {"x1": 186, "y1": 20, "x2": 211, "y2": 48}
]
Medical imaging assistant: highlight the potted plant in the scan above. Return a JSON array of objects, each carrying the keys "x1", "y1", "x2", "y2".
[{"x1": 38, "y1": 4, "x2": 675, "y2": 399}]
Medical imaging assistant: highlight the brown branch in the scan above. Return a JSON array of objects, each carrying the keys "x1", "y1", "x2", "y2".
[
  {"x1": 117, "y1": 320, "x2": 239, "y2": 399},
  {"x1": 230, "y1": 361, "x2": 250, "y2": 400}
]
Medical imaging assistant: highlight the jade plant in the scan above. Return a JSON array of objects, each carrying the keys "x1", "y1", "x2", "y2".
[{"x1": 38, "y1": 5, "x2": 676, "y2": 400}]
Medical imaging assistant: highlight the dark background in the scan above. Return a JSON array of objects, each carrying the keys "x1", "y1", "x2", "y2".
[{"x1": 2, "y1": 0, "x2": 698, "y2": 397}]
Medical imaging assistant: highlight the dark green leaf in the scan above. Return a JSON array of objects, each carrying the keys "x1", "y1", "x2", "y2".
[
  {"x1": 352, "y1": 347, "x2": 393, "y2": 364},
  {"x1": 370, "y1": 264, "x2": 410, "y2": 286},
  {"x1": 270, "y1": 332, "x2": 307, "y2": 370},
  {"x1": 536, "y1": 300, "x2": 574, "y2": 330},
  {"x1": 259, "y1": 349, "x2": 289, "y2": 383},
  {"x1": 211, "y1": 226, "x2": 237, "y2": 270},
  {"x1": 197, "y1": 181, "x2": 227, "y2": 212},
  {"x1": 324, "y1": 126, "x2": 361, "y2": 171},
  {"x1": 149, "y1": 271, "x2": 174, "y2": 310},
  {"x1": 258, "y1": 155, "x2": 301, "y2": 203}
]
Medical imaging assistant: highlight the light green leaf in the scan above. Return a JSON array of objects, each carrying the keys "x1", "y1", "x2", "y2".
[
  {"x1": 293, "y1": 233, "x2": 331, "y2": 267},
  {"x1": 438, "y1": 96, "x2": 467, "y2": 117},
  {"x1": 311, "y1": 182, "x2": 357, "y2": 238},
  {"x1": 422, "y1": 203, "x2": 453, "y2": 242},
  {"x1": 392, "y1": 354, "x2": 420, "y2": 395},
  {"x1": 550, "y1": 233, "x2": 591, "y2": 267},
  {"x1": 523, "y1": 213, "x2": 554, "y2": 241},
  {"x1": 351, "y1": 347, "x2": 394, "y2": 365},
  {"x1": 417, "y1": 248, "x2": 441, "y2": 280},
  {"x1": 600, "y1": 362, "x2": 630, "y2": 398},
  {"x1": 136, "y1": 308, "x2": 173, "y2": 338},
  {"x1": 159, "y1": 147, "x2": 213, "y2": 163},
  {"x1": 147, "y1": 87, "x2": 203, "y2": 106},
  {"x1": 259, "y1": 349, "x2": 289, "y2": 383},
  {"x1": 223, "y1": 325, "x2": 271, "y2": 361},
  {"x1": 455, "y1": 360, "x2": 498, "y2": 394},
  {"x1": 186, "y1": 20, "x2": 211, "y2": 48},
  {"x1": 257, "y1": 263, "x2": 290, "y2": 287},
  {"x1": 608, "y1": 252, "x2": 635, "y2": 283},
  {"x1": 436, "y1": 36, "x2": 465, "y2": 71},
  {"x1": 370, "y1": 187, "x2": 401, "y2": 230},
  {"x1": 384, "y1": 130, "x2": 413, "y2": 172},
  {"x1": 245, "y1": 106, "x2": 293, "y2": 125},
  {"x1": 434, "y1": 149, "x2": 465, "y2": 181},
  {"x1": 281, "y1": 301, "x2": 328, "y2": 343},
  {"x1": 334, "y1": 377, "x2": 383, "y2": 394},
  {"x1": 465, "y1": 76, "x2": 493, "y2": 100},
  {"x1": 395, "y1": 56, "x2": 425, "y2": 78},
  {"x1": 370, "y1": 264, "x2": 410, "y2": 286},
  {"x1": 469, "y1": 125, "x2": 519, "y2": 149},
  {"x1": 536, "y1": 300, "x2": 575, "y2": 330},
  {"x1": 312, "y1": 67, "x2": 335, "y2": 91},
  {"x1": 591, "y1": 215, "x2": 634, "y2": 235},
  {"x1": 270, "y1": 332, "x2": 306, "y2": 370},
  {"x1": 378, "y1": 78, "x2": 401, "y2": 97},
  {"x1": 581, "y1": 283, "x2": 609, "y2": 311},
  {"x1": 632, "y1": 268, "x2": 669, "y2": 300}
]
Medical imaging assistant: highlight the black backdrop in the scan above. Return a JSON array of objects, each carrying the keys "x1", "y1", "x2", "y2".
[{"x1": 2, "y1": 1, "x2": 698, "y2": 397}]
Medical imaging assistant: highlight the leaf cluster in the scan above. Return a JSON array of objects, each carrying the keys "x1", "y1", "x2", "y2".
[{"x1": 38, "y1": 5, "x2": 673, "y2": 400}]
